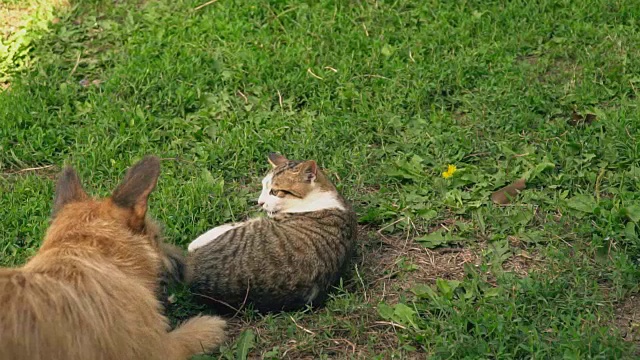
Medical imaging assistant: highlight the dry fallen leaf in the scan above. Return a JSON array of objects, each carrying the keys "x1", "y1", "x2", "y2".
[
  {"x1": 491, "y1": 178, "x2": 526, "y2": 205},
  {"x1": 78, "y1": 79, "x2": 102, "y2": 88},
  {"x1": 568, "y1": 110, "x2": 596, "y2": 126},
  {"x1": 569, "y1": 110, "x2": 582, "y2": 125},
  {"x1": 584, "y1": 113, "x2": 596, "y2": 124}
]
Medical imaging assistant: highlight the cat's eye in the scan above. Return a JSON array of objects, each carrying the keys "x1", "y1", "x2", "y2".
[{"x1": 269, "y1": 189, "x2": 288, "y2": 197}]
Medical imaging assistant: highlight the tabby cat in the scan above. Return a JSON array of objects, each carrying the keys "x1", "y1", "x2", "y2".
[{"x1": 187, "y1": 153, "x2": 357, "y2": 313}]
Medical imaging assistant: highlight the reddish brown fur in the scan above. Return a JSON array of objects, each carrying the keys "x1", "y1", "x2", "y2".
[{"x1": 0, "y1": 156, "x2": 225, "y2": 360}]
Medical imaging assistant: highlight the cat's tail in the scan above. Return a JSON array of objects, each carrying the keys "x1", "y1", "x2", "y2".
[{"x1": 167, "y1": 315, "x2": 226, "y2": 359}]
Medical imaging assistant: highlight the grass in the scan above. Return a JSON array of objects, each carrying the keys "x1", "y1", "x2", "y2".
[
  {"x1": 1, "y1": 0, "x2": 640, "y2": 358},
  {"x1": 0, "y1": 0, "x2": 67, "y2": 85}
]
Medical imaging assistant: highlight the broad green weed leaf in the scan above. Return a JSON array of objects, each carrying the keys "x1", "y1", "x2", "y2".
[
  {"x1": 402, "y1": 344, "x2": 418, "y2": 352},
  {"x1": 463, "y1": 285, "x2": 477, "y2": 300},
  {"x1": 378, "y1": 302, "x2": 419, "y2": 329},
  {"x1": 484, "y1": 287, "x2": 501, "y2": 298},
  {"x1": 415, "y1": 229, "x2": 449, "y2": 248},
  {"x1": 509, "y1": 208, "x2": 534, "y2": 226},
  {"x1": 566, "y1": 194, "x2": 596, "y2": 214},
  {"x1": 522, "y1": 158, "x2": 555, "y2": 182},
  {"x1": 235, "y1": 329, "x2": 255, "y2": 360},
  {"x1": 387, "y1": 155, "x2": 425, "y2": 181},
  {"x1": 377, "y1": 302, "x2": 395, "y2": 320},
  {"x1": 419, "y1": 209, "x2": 438, "y2": 221},
  {"x1": 411, "y1": 284, "x2": 438, "y2": 300},
  {"x1": 473, "y1": 209, "x2": 486, "y2": 235},
  {"x1": 416, "y1": 229, "x2": 464, "y2": 249},
  {"x1": 519, "y1": 230, "x2": 545, "y2": 244},
  {"x1": 487, "y1": 240, "x2": 511, "y2": 269},
  {"x1": 263, "y1": 347, "x2": 280, "y2": 359},
  {"x1": 624, "y1": 204, "x2": 640, "y2": 223},
  {"x1": 436, "y1": 279, "x2": 460, "y2": 299},
  {"x1": 624, "y1": 222, "x2": 637, "y2": 239},
  {"x1": 530, "y1": 161, "x2": 555, "y2": 181},
  {"x1": 381, "y1": 44, "x2": 395, "y2": 56},
  {"x1": 393, "y1": 303, "x2": 418, "y2": 329}
]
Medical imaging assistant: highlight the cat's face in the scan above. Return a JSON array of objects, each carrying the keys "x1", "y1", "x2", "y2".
[{"x1": 258, "y1": 153, "x2": 344, "y2": 216}]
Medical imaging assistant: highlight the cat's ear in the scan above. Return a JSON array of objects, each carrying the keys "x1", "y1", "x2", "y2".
[
  {"x1": 300, "y1": 160, "x2": 317, "y2": 182},
  {"x1": 111, "y1": 156, "x2": 160, "y2": 232},
  {"x1": 53, "y1": 167, "x2": 88, "y2": 217},
  {"x1": 268, "y1": 152, "x2": 288, "y2": 168}
]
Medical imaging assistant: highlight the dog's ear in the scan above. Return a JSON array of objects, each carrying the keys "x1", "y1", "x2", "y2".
[
  {"x1": 111, "y1": 156, "x2": 160, "y2": 232},
  {"x1": 53, "y1": 167, "x2": 88, "y2": 217}
]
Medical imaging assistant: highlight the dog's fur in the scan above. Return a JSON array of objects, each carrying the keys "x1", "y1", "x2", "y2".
[{"x1": 0, "y1": 156, "x2": 226, "y2": 360}]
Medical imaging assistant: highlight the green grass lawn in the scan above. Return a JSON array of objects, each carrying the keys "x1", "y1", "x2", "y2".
[{"x1": 2, "y1": 0, "x2": 640, "y2": 358}]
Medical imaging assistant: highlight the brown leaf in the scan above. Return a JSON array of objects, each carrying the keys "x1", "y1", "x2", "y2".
[
  {"x1": 568, "y1": 110, "x2": 596, "y2": 126},
  {"x1": 491, "y1": 178, "x2": 526, "y2": 205},
  {"x1": 569, "y1": 110, "x2": 583, "y2": 125},
  {"x1": 584, "y1": 113, "x2": 597, "y2": 124}
]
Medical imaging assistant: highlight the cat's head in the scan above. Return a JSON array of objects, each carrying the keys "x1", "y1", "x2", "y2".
[{"x1": 258, "y1": 153, "x2": 344, "y2": 216}]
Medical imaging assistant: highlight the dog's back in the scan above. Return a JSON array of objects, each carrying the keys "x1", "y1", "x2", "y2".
[
  {"x1": 0, "y1": 264, "x2": 166, "y2": 360},
  {"x1": 0, "y1": 157, "x2": 225, "y2": 360}
]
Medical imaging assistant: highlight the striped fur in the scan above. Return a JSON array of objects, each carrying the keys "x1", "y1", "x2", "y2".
[{"x1": 187, "y1": 154, "x2": 357, "y2": 313}]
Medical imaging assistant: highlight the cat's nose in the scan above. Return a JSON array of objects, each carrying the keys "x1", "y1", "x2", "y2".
[{"x1": 258, "y1": 200, "x2": 265, "y2": 206}]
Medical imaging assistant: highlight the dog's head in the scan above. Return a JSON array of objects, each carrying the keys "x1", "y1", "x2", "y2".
[
  {"x1": 51, "y1": 155, "x2": 161, "y2": 236},
  {"x1": 46, "y1": 156, "x2": 169, "y2": 282}
]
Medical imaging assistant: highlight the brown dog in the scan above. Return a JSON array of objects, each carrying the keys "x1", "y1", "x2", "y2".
[{"x1": 0, "y1": 156, "x2": 226, "y2": 360}]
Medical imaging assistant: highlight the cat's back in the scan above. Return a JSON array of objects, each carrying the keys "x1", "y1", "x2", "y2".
[
  {"x1": 271, "y1": 206, "x2": 357, "y2": 263},
  {"x1": 191, "y1": 205, "x2": 355, "y2": 269},
  {"x1": 188, "y1": 206, "x2": 357, "y2": 313}
]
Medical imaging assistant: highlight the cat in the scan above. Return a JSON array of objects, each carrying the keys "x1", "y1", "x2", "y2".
[
  {"x1": 187, "y1": 153, "x2": 357, "y2": 313},
  {"x1": 0, "y1": 156, "x2": 226, "y2": 360}
]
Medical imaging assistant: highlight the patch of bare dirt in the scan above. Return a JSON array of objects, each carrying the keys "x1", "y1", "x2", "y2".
[
  {"x1": 0, "y1": 1, "x2": 68, "y2": 39},
  {"x1": 502, "y1": 249, "x2": 540, "y2": 277},
  {"x1": 614, "y1": 294, "x2": 640, "y2": 355},
  {"x1": 545, "y1": 59, "x2": 583, "y2": 85},
  {"x1": 0, "y1": 3, "x2": 33, "y2": 40},
  {"x1": 360, "y1": 227, "x2": 541, "y2": 301},
  {"x1": 517, "y1": 55, "x2": 583, "y2": 87},
  {"x1": 518, "y1": 55, "x2": 540, "y2": 67},
  {"x1": 505, "y1": 235, "x2": 543, "y2": 277},
  {"x1": 357, "y1": 228, "x2": 480, "y2": 304},
  {"x1": 1, "y1": 0, "x2": 70, "y2": 88}
]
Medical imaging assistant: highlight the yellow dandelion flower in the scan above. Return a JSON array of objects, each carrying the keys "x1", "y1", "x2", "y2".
[{"x1": 442, "y1": 164, "x2": 457, "y2": 179}]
